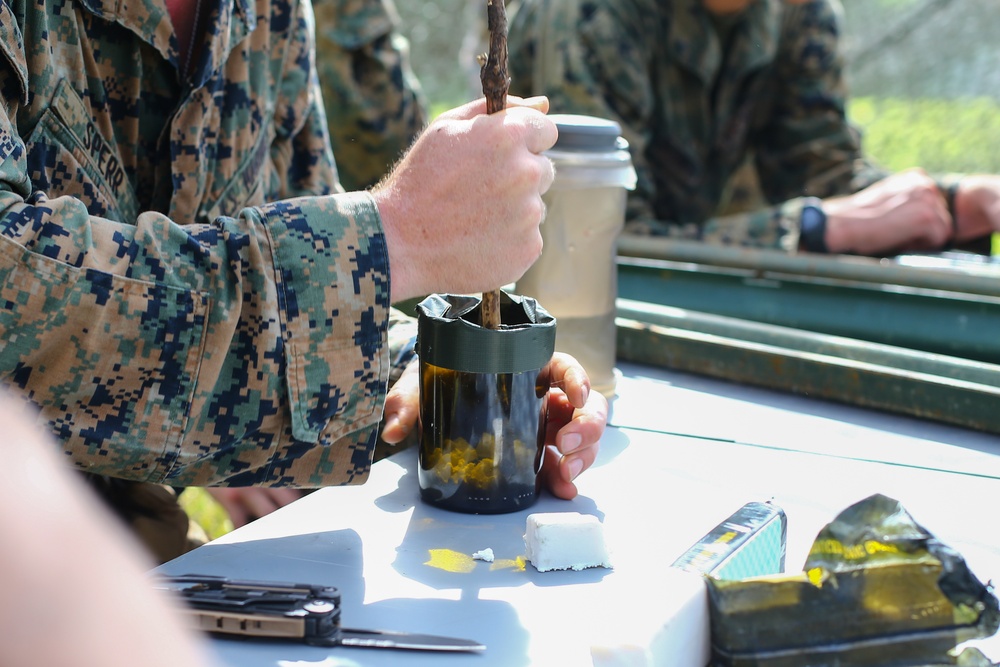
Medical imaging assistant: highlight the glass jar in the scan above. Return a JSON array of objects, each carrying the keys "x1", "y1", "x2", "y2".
[{"x1": 416, "y1": 293, "x2": 556, "y2": 514}]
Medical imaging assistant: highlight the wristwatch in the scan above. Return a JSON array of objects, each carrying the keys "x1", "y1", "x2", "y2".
[{"x1": 799, "y1": 197, "x2": 828, "y2": 253}]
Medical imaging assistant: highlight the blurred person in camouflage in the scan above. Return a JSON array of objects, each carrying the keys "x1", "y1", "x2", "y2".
[
  {"x1": 314, "y1": 0, "x2": 427, "y2": 192},
  {"x1": 0, "y1": 0, "x2": 608, "y2": 563},
  {"x1": 508, "y1": 0, "x2": 1000, "y2": 256}
]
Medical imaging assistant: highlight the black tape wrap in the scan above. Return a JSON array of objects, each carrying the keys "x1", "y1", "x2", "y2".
[{"x1": 416, "y1": 293, "x2": 557, "y2": 374}]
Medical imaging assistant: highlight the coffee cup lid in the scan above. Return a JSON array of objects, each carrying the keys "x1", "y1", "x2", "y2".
[{"x1": 550, "y1": 114, "x2": 623, "y2": 152}]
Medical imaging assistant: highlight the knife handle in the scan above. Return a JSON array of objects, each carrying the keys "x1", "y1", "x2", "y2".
[{"x1": 155, "y1": 574, "x2": 343, "y2": 645}]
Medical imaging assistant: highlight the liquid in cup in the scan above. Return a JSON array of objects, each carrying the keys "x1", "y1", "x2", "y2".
[{"x1": 515, "y1": 115, "x2": 636, "y2": 398}]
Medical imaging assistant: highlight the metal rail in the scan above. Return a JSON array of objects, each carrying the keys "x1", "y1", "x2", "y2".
[
  {"x1": 616, "y1": 239, "x2": 1000, "y2": 364},
  {"x1": 616, "y1": 299, "x2": 1000, "y2": 434},
  {"x1": 618, "y1": 237, "x2": 1000, "y2": 298}
]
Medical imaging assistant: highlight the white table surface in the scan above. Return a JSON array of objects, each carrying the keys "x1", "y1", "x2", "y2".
[{"x1": 156, "y1": 361, "x2": 1000, "y2": 666}]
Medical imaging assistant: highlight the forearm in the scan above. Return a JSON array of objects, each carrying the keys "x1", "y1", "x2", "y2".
[
  {"x1": 0, "y1": 184, "x2": 392, "y2": 487},
  {"x1": 622, "y1": 199, "x2": 805, "y2": 253},
  {"x1": 0, "y1": 0, "x2": 398, "y2": 486},
  {"x1": 0, "y1": 395, "x2": 219, "y2": 667}
]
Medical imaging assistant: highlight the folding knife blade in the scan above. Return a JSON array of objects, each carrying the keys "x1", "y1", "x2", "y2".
[{"x1": 334, "y1": 628, "x2": 485, "y2": 652}]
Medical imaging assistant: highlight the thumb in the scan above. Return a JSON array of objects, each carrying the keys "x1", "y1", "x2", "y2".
[{"x1": 506, "y1": 95, "x2": 550, "y2": 113}]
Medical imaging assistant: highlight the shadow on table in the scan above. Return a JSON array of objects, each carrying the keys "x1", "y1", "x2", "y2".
[
  {"x1": 158, "y1": 425, "x2": 634, "y2": 665},
  {"x1": 159, "y1": 528, "x2": 520, "y2": 665},
  {"x1": 377, "y1": 465, "x2": 611, "y2": 584}
]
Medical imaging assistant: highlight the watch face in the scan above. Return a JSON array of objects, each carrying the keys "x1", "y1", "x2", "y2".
[
  {"x1": 801, "y1": 205, "x2": 820, "y2": 228},
  {"x1": 800, "y1": 201, "x2": 827, "y2": 253}
]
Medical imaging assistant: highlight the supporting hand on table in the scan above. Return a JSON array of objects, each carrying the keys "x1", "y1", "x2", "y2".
[
  {"x1": 536, "y1": 353, "x2": 608, "y2": 499},
  {"x1": 380, "y1": 352, "x2": 608, "y2": 500},
  {"x1": 821, "y1": 169, "x2": 1000, "y2": 255}
]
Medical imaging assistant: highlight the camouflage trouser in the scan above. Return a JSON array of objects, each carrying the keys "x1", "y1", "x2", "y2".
[{"x1": 84, "y1": 475, "x2": 208, "y2": 565}]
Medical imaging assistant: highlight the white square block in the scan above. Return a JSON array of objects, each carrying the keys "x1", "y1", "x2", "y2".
[{"x1": 524, "y1": 512, "x2": 613, "y2": 572}]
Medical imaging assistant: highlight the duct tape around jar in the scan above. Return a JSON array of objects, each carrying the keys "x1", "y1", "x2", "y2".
[{"x1": 515, "y1": 114, "x2": 637, "y2": 398}]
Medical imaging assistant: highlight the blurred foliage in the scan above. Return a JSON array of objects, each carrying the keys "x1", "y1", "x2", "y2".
[
  {"x1": 850, "y1": 97, "x2": 1000, "y2": 174},
  {"x1": 842, "y1": 0, "x2": 999, "y2": 101},
  {"x1": 839, "y1": 0, "x2": 1000, "y2": 175},
  {"x1": 179, "y1": 487, "x2": 233, "y2": 541}
]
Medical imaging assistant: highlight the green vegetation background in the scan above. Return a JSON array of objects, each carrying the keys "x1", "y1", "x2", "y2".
[
  {"x1": 850, "y1": 97, "x2": 1000, "y2": 175},
  {"x1": 181, "y1": 489, "x2": 233, "y2": 539}
]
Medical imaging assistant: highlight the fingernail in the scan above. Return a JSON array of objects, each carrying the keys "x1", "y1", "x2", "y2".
[
  {"x1": 560, "y1": 433, "x2": 582, "y2": 454},
  {"x1": 567, "y1": 457, "x2": 584, "y2": 481},
  {"x1": 569, "y1": 366, "x2": 590, "y2": 404}
]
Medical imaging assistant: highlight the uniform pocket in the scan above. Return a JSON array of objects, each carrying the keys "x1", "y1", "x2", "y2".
[
  {"x1": 0, "y1": 240, "x2": 209, "y2": 482},
  {"x1": 23, "y1": 79, "x2": 139, "y2": 223},
  {"x1": 204, "y1": 116, "x2": 275, "y2": 219}
]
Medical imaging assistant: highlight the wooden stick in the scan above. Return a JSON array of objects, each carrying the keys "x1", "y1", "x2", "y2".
[{"x1": 479, "y1": 0, "x2": 509, "y2": 330}]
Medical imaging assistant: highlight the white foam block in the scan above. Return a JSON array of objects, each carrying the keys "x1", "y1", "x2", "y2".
[{"x1": 524, "y1": 512, "x2": 613, "y2": 572}]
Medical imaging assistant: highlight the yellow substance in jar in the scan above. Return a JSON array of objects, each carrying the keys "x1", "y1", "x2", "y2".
[{"x1": 426, "y1": 434, "x2": 532, "y2": 490}]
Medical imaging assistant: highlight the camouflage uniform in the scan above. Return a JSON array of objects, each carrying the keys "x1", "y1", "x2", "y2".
[
  {"x1": 508, "y1": 0, "x2": 891, "y2": 252},
  {"x1": 313, "y1": 0, "x2": 427, "y2": 192},
  {"x1": 0, "y1": 0, "x2": 415, "y2": 491}
]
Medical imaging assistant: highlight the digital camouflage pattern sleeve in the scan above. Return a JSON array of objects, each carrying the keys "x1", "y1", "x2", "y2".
[
  {"x1": 508, "y1": 0, "x2": 888, "y2": 252},
  {"x1": 313, "y1": 0, "x2": 428, "y2": 192},
  {"x1": 0, "y1": 0, "x2": 396, "y2": 488}
]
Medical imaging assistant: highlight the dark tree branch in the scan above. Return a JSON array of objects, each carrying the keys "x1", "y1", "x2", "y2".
[
  {"x1": 479, "y1": 0, "x2": 509, "y2": 330},
  {"x1": 481, "y1": 0, "x2": 510, "y2": 116}
]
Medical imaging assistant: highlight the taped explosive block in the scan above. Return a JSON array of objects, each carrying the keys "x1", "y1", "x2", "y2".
[{"x1": 707, "y1": 494, "x2": 1000, "y2": 667}]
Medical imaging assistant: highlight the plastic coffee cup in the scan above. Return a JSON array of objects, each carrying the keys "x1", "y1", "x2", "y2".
[{"x1": 515, "y1": 114, "x2": 637, "y2": 398}]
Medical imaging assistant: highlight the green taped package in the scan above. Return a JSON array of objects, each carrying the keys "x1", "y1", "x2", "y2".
[{"x1": 708, "y1": 494, "x2": 999, "y2": 667}]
